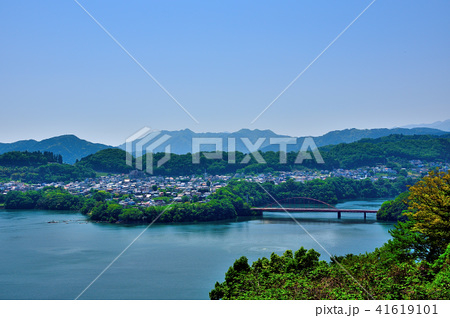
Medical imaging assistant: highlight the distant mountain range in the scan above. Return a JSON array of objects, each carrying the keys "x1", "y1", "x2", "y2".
[
  {"x1": 0, "y1": 126, "x2": 448, "y2": 163},
  {"x1": 120, "y1": 127, "x2": 448, "y2": 155},
  {"x1": 262, "y1": 127, "x2": 448, "y2": 153},
  {"x1": 400, "y1": 119, "x2": 450, "y2": 132}
]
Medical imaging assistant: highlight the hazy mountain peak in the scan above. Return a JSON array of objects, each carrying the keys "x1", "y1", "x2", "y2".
[{"x1": 399, "y1": 119, "x2": 450, "y2": 132}]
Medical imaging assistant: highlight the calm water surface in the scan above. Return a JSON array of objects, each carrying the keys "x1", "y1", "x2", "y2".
[{"x1": 0, "y1": 199, "x2": 393, "y2": 299}]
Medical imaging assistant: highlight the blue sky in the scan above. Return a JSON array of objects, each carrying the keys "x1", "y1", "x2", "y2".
[{"x1": 1, "y1": 0, "x2": 449, "y2": 145}]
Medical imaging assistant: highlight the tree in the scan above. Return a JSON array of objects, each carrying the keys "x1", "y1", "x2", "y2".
[
  {"x1": 5, "y1": 191, "x2": 34, "y2": 209},
  {"x1": 92, "y1": 190, "x2": 112, "y2": 202},
  {"x1": 119, "y1": 208, "x2": 144, "y2": 222},
  {"x1": 377, "y1": 191, "x2": 409, "y2": 221},
  {"x1": 406, "y1": 169, "x2": 450, "y2": 260}
]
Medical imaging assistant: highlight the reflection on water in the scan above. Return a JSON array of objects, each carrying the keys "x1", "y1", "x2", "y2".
[{"x1": 260, "y1": 215, "x2": 378, "y2": 225}]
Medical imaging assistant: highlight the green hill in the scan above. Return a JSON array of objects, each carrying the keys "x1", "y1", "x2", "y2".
[
  {"x1": 319, "y1": 134, "x2": 450, "y2": 169},
  {"x1": 0, "y1": 135, "x2": 111, "y2": 164},
  {"x1": 75, "y1": 148, "x2": 133, "y2": 174},
  {"x1": 0, "y1": 151, "x2": 95, "y2": 183}
]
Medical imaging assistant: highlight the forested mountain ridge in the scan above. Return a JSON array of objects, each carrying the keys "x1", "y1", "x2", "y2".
[
  {"x1": 317, "y1": 134, "x2": 450, "y2": 169},
  {"x1": 76, "y1": 134, "x2": 450, "y2": 175},
  {"x1": 0, "y1": 135, "x2": 111, "y2": 164},
  {"x1": 75, "y1": 148, "x2": 133, "y2": 174}
]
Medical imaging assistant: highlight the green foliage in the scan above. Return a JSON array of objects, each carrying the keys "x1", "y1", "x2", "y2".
[
  {"x1": 0, "y1": 151, "x2": 62, "y2": 167},
  {"x1": 406, "y1": 170, "x2": 450, "y2": 261},
  {"x1": 210, "y1": 247, "x2": 329, "y2": 300},
  {"x1": 4, "y1": 188, "x2": 83, "y2": 210},
  {"x1": 75, "y1": 148, "x2": 132, "y2": 173},
  {"x1": 154, "y1": 196, "x2": 171, "y2": 204},
  {"x1": 209, "y1": 241, "x2": 448, "y2": 300},
  {"x1": 34, "y1": 164, "x2": 95, "y2": 183},
  {"x1": 80, "y1": 198, "x2": 97, "y2": 215},
  {"x1": 0, "y1": 151, "x2": 96, "y2": 183},
  {"x1": 318, "y1": 134, "x2": 450, "y2": 169},
  {"x1": 377, "y1": 191, "x2": 409, "y2": 221},
  {"x1": 118, "y1": 208, "x2": 144, "y2": 222},
  {"x1": 4, "y1": 191, "x2": 37, "y2": 209},
  {"x1": 82, "y1": 193, "x2": 241, "y2": 224},
  {"x1": 426, "y1": 244, "x2": 450, "y2": 298},
  {"x1": 92, "y1": 190, "x2": 112, "y2": 202},
  {"x1": 36, "y1": 189, "x2": 84, "y2": 210},
  {"x1": 233, "y1": 256, "x2": 250, "y2": 272},
  {"x1": 208, "y1": 187, "x2": 254, "y2": 216}
]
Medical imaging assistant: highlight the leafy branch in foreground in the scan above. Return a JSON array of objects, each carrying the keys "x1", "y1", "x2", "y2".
[{"x1": 405, "y1": 169, "x2": 450, "y2": 261}]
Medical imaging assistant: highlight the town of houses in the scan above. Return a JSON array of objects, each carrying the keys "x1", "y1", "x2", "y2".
[
  {"x1": 0, "y1": 174, "x2": 231, "y2": 207},
  {"x1": 1, "y1": 160, "x2": 448, "y2": 207}
]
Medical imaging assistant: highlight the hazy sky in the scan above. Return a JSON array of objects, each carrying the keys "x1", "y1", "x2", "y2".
[{"x1": 1, "y1": 0, "x2": 449, "y2": 145}]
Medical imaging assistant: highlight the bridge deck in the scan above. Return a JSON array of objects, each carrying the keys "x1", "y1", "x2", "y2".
[{"x1": 251, "y1": 207, "x2": 377, "y2": 213}]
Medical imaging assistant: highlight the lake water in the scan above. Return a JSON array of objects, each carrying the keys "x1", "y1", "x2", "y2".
[{"x1": 0, "y1": 199, "x2": 394, "y2": 300}]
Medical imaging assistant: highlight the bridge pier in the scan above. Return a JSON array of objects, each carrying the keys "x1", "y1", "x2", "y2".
[
  {"x1": 364, "y1": 212, "x2": 366, "y2": 220},
  {"x1": 337, "y1": 211, "x2": 341, "y2": 219}
]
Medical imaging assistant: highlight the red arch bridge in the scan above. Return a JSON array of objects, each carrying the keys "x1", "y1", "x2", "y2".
[{"x1": 251, "y1": 197, "x2": 378, "y2": 219}]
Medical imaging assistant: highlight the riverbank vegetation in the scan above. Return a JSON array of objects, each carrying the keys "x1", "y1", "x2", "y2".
[
  {"x1": 3, "y1": 187, "x2": 84, "y2": 210},
  {"x1": 210, "y1": 170, "x2": 450, "y2": 299}
]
